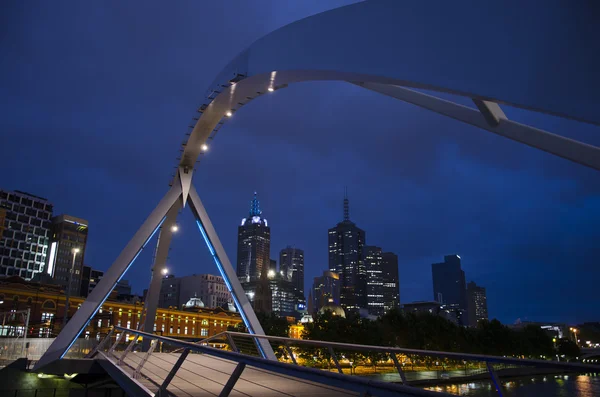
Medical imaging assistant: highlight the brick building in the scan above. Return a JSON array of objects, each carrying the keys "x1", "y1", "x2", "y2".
[{"x1": 0, "y1": 276, "x2": 241, "y2": 342}]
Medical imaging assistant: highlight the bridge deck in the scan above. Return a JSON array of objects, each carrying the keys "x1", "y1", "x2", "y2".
[{"x1": 114, "y1": 351, "x2": 358, "y2": 396}]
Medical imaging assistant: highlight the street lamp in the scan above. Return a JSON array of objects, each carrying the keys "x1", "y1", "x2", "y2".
[{"x1": 63, "y1": 247, "x2": 80, "y2": 326}]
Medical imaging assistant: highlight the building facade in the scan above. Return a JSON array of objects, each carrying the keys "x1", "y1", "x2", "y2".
[
  {"x1": 279, "y1": 246, "x2": 304, "y2": 295},
  {"x1": 158, "y1": 273, "x2": 233, "y2": 310},
  {"x1": 467, "y1": 281, "x2": 488, "y2": 326},
  {"x1": 0, "y1": 276, "x2": 241, "y2": 341},
  {"x1": 328, "y1": 191, "x2": 366, "y2": 313},
  {"x1": 236, "y1": 193, "x2": 270, "y2": 283},
  {"x1": 364, "y1": 246, "x2": 384, "y2": 316},
  {"x1": 46, "y1": 214, "x2": 89, "y2": 296},
  {"x1": 244, "y1": 272, "x2": 304, "y2": 318},
  {"x1": 79, "y1": 265, "x2": 104, "y2": 297},
  {"x1": 381, "y1": 251, "x2": 400, "y2": 313},
  {"x1": 0, "y1": 190, "x2": 53, "y2": 280},
  {"x1": 312, "y1": 270, "x2": 340, "y2": 315},
  {"x1": 431, "y1": 254, "x2": 468, "y2": 325}
]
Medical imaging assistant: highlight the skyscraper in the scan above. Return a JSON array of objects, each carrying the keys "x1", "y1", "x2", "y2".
[
  {"x1": 279, "y1": 246, "x2": 304, "y2": 295},
  {"x1": 236, "y1": 193, "x2": 270, "y2": 283},
  {"x1": 467, "y1": 281, "x2": 488, "y2": 326},
  {"x1": 311, "y1": 270, "x2": 340, "y2": 315},
  {"x1": 46, "y1": 214, "x2": 89, "y2": 296},
  {"x1": 432, "y1": 255, "x2": 468, "y2": 325},
  {"x1": 328, "y1": 190, "x2": 366, "y2": 312},
  {"x1": 364, "y1": 246, "x2": 384, "y2": 316},
  {"x1": 0, "y1": 190, "x2": 53, "y2": 280},
  {"x1": 382, "y1": 252, "x2": 400, "y2": 313}
]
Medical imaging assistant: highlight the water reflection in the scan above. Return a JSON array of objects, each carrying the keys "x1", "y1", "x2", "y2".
[{"x1": 423, "y1": 374, "x2": 599, "y2": 396}]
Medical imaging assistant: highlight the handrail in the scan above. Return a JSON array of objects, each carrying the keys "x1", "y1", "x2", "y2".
[
  {"x1": 114, "y1": 326, "x2": 449, "y2": 397},
  {"x1": 222, "y1": 331, "x2": 600, "y2": 372}
]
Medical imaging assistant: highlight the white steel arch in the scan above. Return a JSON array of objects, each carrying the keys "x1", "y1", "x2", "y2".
[{"x1": 36, "y1": 0, "x2": 600, "y2": 370}]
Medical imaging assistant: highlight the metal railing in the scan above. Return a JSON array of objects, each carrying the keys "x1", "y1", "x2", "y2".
[
  {"x1": 95, "y1": 327, "x2": 600, "y2": 397},
  {"x1": 100, "y1": 326, "x2": 452, "y2": 397},
  {"x1": 191, "y1": 330, "x2": 600, "y2": 396}
]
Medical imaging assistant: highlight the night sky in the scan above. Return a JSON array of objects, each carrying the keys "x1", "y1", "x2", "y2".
[{"x1": 2, "y1": 1, "x2": 599, "y2": 325}]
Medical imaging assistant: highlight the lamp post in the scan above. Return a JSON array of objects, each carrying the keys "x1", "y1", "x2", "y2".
[{"x1": 63, "y1": 248, "x2": 80, "y2": 326}]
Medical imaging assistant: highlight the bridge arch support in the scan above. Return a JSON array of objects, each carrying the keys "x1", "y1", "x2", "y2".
[{"x1": 36, "y1": 0, "x2": 600, "y2": 370}]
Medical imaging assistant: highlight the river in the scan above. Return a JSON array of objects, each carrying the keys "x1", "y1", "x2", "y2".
[{"x1": 422, "y1": 373, "x2": 600, "y2": 396}]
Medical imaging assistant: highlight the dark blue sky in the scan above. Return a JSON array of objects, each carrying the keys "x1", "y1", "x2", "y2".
[{"x1": 2, "y1": 1, "x2": 599, "y2": 325}]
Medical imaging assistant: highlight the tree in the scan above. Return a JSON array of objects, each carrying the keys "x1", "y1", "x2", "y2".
[{"x1": 556, "y1": 338, "x2": 580, "y2": 360}]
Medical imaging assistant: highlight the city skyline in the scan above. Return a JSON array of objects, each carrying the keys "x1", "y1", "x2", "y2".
[{"x1": 2, "y1": 1, "x2": 599, "y2": 326}]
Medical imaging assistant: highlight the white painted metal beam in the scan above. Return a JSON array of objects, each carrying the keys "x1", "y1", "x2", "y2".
[
  {"x1": 187, "y1": 185, "x2": 277, "y2": 360},
  {"x1": 142, "y1": 200, "x2": 181, "y2": 351},
  {"x1": 356, "y1": 83, "x2": 600, "y2": 171},
  {"x1": 34, "y1": 182, "x2": 183, "y2": 370}
]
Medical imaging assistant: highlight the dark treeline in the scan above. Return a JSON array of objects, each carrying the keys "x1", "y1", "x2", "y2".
[{"x1": 301, "y1": 310, "x2": 581, "y2": 360}]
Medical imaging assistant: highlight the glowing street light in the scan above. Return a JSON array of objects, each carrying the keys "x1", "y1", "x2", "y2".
[{"x1": 267, "y1": 269, "x2": 276, "y2": 279}]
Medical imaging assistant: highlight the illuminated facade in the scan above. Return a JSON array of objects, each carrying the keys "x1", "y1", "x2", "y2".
[
  {"x1": 467, "y1": 281, "x2": 488, "y2": 326},
  {"x1": 364, "y1": 246, "x2": 384, "y2": 316},
  {"x1": 279, "y1": 246, "x2": 304, "y2": 295},
  {"x1": 381, "y1": 252, "x2": 399, "y2": 313},
  {"x1": 0, "y1": 190, "x2": 52, "y2": 280},
  {"x1": 46, "y1": 214, "x2": 88, "y2": 296},
  {"x1": 237, "y1": 192, "x2": 270, "y2": 283},
  {"x1": 328, "y1": 191, "x2": 366, "y2": 313},
  {"x1": 312, "y1": 270, "x2": 340, "y2": 314},
  {"x1": 0, "y1": 277, "x2": 241, "y2": 340}
]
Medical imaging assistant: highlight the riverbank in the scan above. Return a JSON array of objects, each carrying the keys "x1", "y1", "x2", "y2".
[{"x1": 408, "y1": 366, "x2": 580, "y2": 387}]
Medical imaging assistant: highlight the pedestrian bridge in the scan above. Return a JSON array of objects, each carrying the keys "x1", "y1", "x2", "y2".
[{"x1": 73, "y1": 326, "x2": 600, "y2": 397}]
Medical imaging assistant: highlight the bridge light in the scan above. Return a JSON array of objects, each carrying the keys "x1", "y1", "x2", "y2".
[
  {"x1": 161, "y1": 268, "x2": 169, "y2": 275},
  {"x1": 201, "y1": 143, "x2": 208, "y2": 152},
  {"x1": 171, "y1": 225, "x2": 179, "y2": 232},
  {"x1": 225, "y1": 111, "x2": 233, "y2": 117},
  {"x1": 268, "y1": 87, "x2": 274, "y2": 92}
]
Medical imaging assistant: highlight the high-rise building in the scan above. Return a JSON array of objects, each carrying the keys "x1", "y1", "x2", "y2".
[
  {"x1": 432, "y1": 255, "x2": 468, "y2": 325},
  {"x1": 382, "y1": 252, "x2": 400, "y2": 313},
  {"x1": 467, "y1": 281, "x2": 488, "y2": 326},
  {"x1": 236, "y1": 193, "x2": 270, "y2": 283},
  {"x1": 244, "y1": 272, "x2": 303, "y2": 318},
  {"x1": 0, "y1": 190, "x2": 53, "y2": 280},
  {"x1": 364, "y1": 246, "x2": 384, "y2": 316},
  {"x1": 312, "y1": 270, "x2": 341, "y2": 315},
  {"x1": 46, "y1": 215, "x2": 89, "y2": 297},
  {"x1": 279, "y1": 246, "x2": 304, "y2": 295},
  {"x1": 159, "y1": 275, "x2": 181, "y2": 308},
  {"x1": 158, "y1": 273, "x2": 233, "y2": 310},
  {"x1": 79, "y1": 265, "x2": 104, "y2": 297},
  {"x1": 328, "y1": 190, "x2": 366, "y2": 313}
]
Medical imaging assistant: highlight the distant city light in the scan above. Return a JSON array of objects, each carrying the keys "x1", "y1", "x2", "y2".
[
  {"x1": 201, "y1": 143, "x2": 208, "y2": 152},
  {"x1": 267, "y1": 269, "x2": 276, "y2": 279},
  {"x1": 248, "y1": 291, "x2": 255, "y2": 299},
  {"x1": 225, "y1": 111, "x2": 233, "y2": 117}
]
